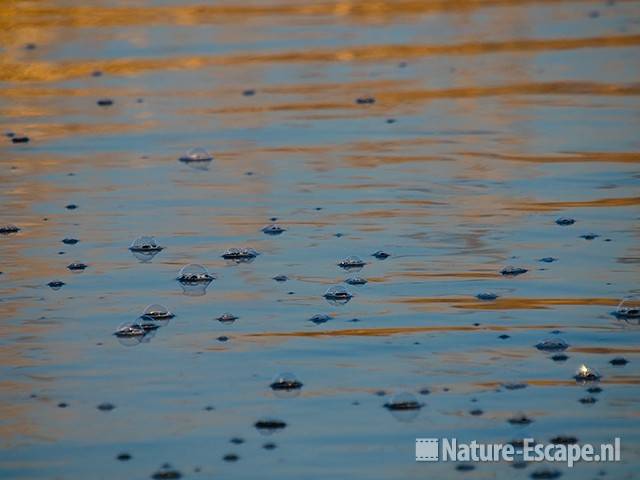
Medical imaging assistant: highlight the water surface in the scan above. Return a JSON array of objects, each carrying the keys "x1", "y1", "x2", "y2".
[{"x1": 1, "y1": 1, "x2": 639, "y2": 478}]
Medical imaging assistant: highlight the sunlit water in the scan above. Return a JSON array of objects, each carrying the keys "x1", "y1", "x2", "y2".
[{"x1": 1, "y1": 1, "x2": 639, "y2": 478}]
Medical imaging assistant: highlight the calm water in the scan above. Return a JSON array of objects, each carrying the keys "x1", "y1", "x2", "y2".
[{"x1": 1, "y1": 1, "x2": 639, "y2": 478}]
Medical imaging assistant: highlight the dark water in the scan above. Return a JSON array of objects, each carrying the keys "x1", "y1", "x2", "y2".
[{"x1": 1, "y1": 1, "x2": 639, "y2": 478}]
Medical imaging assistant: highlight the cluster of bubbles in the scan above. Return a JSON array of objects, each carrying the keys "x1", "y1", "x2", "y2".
[
  {"x1": 113, "y1": 304, "x2": 174, "y2": 346},
  {"x1": 4, "y1": 183, "x2": 634, "y2": 430}
]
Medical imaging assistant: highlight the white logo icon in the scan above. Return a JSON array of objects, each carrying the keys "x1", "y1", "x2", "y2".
[{"x1": 416, "y1": 438, "x2": 439, "y2": 462}]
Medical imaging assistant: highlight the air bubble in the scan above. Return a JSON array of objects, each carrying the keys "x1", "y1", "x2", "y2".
[
  {"x1": 372, "y1": 250, "x2": 390, "y2": 260},
  {"x1": 384, "y1": 392, "x2": 423, "y2": 422},
  {"x1": 142, "y1": 304, "x2": 174, "y2": 319},
  {"x1": 222, "y1": 247, "x2": 259, "y2": 263},
  {"x1": 309, "y1": 313, "x2": 332, "y2": 325},
  {"x1": 579, "y1": 396, "x2": 597, "y2": 404},
  {"x1": 47, "y1": 280, "x2": 65, "y2": 290},
  {"x1": 503, "y1": 383, "x2": 527, "y2": 390},
  {"x1": 270, "y1": 372, "x2": 303, "y2": 391},
  {"x1": 507, "y1": 414, "x2": 533, "y2": 425},
  {"x1": 500, "y1": 266, "x2": 528, "y2": 276},
  {"x1": 129, "y1": 235, "x2": 163, "y2": 253},
  {"x1": 151, "y1": 464, "x2": 182, "y2": 480},
  {"x1": 555, "y1": 217, "x2": 575, "y2": 226},
  {"x1": 262, "y1": 224, "x2": 286, "y2": 235},
  {"x1": 476, "y1": 292, "x2": 498, "y2": 301},
  {"x1": 139, "y1": 304, "x2": 174, "y2": 329},
  {"x1": 323, "y1": 285, "x2": 353, "y2": 305},
  {"x1": 384, "y1": 392, "x2": 422, "y2": 411},
  {"x1": 535, "y1": 338, "x2": 569, "y2": 352},
  {"x1": 355, "y1": 96, "x2": 375, "y2": 105},
  {"x1": 613, "y1": 296, "x2": 640, "y2": 320},
  {"x1": 338, "y1": 255, "x2": 366, "y2": 270},
  {"x1": 610, "y1": 357, "x2": 628, "y2": 366},
  {"x1": 177, "y1": 264, "x2": 214, "y2": 283},
  {"x1": 530, "y1": 468, "x2": 562, "y2": 479},
  {"x1": 270, "y1": 372, "x2": 303, "y2": 398},
  {"x1": 179, "y1": 147, "x2": 213, "y2": 163},
  {"x1": 67, "y1": 262, "x2": 88, "y2": 271},
  {"x1": 574, "y1": 364, "x2": 601, "y2": 383},
  {"x1": 345, "y1": 276, "x2": 367, "y2": 285},
  {"x1": 113, "y1": 322, "x2": 146, "y2": 346},
  {"x1": 217, "y1": 313, "x2": 238, "y2": 323},
  {"x1": 550, "y1": 436, "x2": 578, "y2": 445},
  {"x1": 0, "y1": 224, "x2": 20, "y2": 234},
  {"x1": 580, "y1": 233, "x2": 599, "y2": 240},
  {"x1": 177, "y1": 264, "x2": 214, "y2": 296},
  {"x1": 254, "y1": 418, "x2": 287, "y2": 435}
]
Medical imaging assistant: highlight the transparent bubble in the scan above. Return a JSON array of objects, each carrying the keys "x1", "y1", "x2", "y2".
[
  {"x1": 345, "y1": 276, "x2": 367, "y2": 285},
  {"x1": 614, "y1": 296, "x2": 640, "y2": 320},
  {"x1": 151, "y1": 465, "x2": 182, "y2": 480},
  {"x1": 574, "y1": 364, "x2": 601, "y2": 383},
  {"x1": 323, "y1": 285, "x2": 353, "y2": 305},
  {"x1": 535, "y1": 338, "x2": 569, "y2": 352},
  {"x1": 177, "y1": 264, "x2": 214, "y2": 284},
  {"x1": 555, "y1": 217, "x2": 575, "y2": 226},
  {"x1": 143, "y1": 304, "x2": 174, "y2": 319},
  {"x1": 476, "y1": 292, "x2": 499, "y2": 301},
  {"x1": 309, "y1": 313, "x2": 332, "y2": 325},
  {"x1": 580, "y1": 233, "x2": 599, "y2": 240},
  {"x1": 262, "y1": 224, "x2": 286, "y2": 235},
  {"x1": 222, "y1": 247, "x2": 259, "y2": 259},
  {"x1": 270, "y1": 372, "x2": 303, "y2": 390},
  {"x1": 502, "y1": 382, "x2": 528, "y2": 391},
  {"x1": 221, "y1": 247, "x2": 259, "y2": 263},
  {"x1": 270, "y1": 372, "x2": 303, "y2": 398},
  {"x1": 254, "y1": 418, "x2": 287, "y2": 435},
  {"x1": 539, "y1": 257, "x2": 557, "y2": 263},
  {"x1": 384, "y1": 392, "x2": 423, "y2": 422},
  {"x1": 0, "y1": 224, "x2": 20, "y2": 234},
  {"x1": 507, "y1": 413, "x2": 533, "y2": 425},
  {"x1": 372, "y1": 250, "x2": 390, "y2": 259},
  {"x1": 500, "y1": 266, "x2": 528, "y2": 276},
  {"x1": 179, "y1": 147, "x2": 213, "y2": 163},
  {"x1": 217, "y1": 313, "x2": 238, "y2": 323},
  {"x1": 67, "y1": 262, "x2": 88, "y2": 272},
  {"x1": 338, "y1": 255, "x2": 366, "y2": 270},
  {"x1": 47, "y1": 280, "x2": 65, "y2": 290},
  {"x1": 139, "y1": 304, "x2": 173, "y2": 329},
  {"x1": 113, "y1": 322, "x2": 145, "y2": 346},
  {"x1": 114, "y1": 322, "x2": 145, "y2": 337},
  {"x1": 129, "y1": 235, "x2": 163, "y2": 253}
]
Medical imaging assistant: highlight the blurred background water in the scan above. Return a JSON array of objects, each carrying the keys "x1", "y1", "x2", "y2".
[{"x1": 0, "y1": 0, "x2": 639, "y2": 478}]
